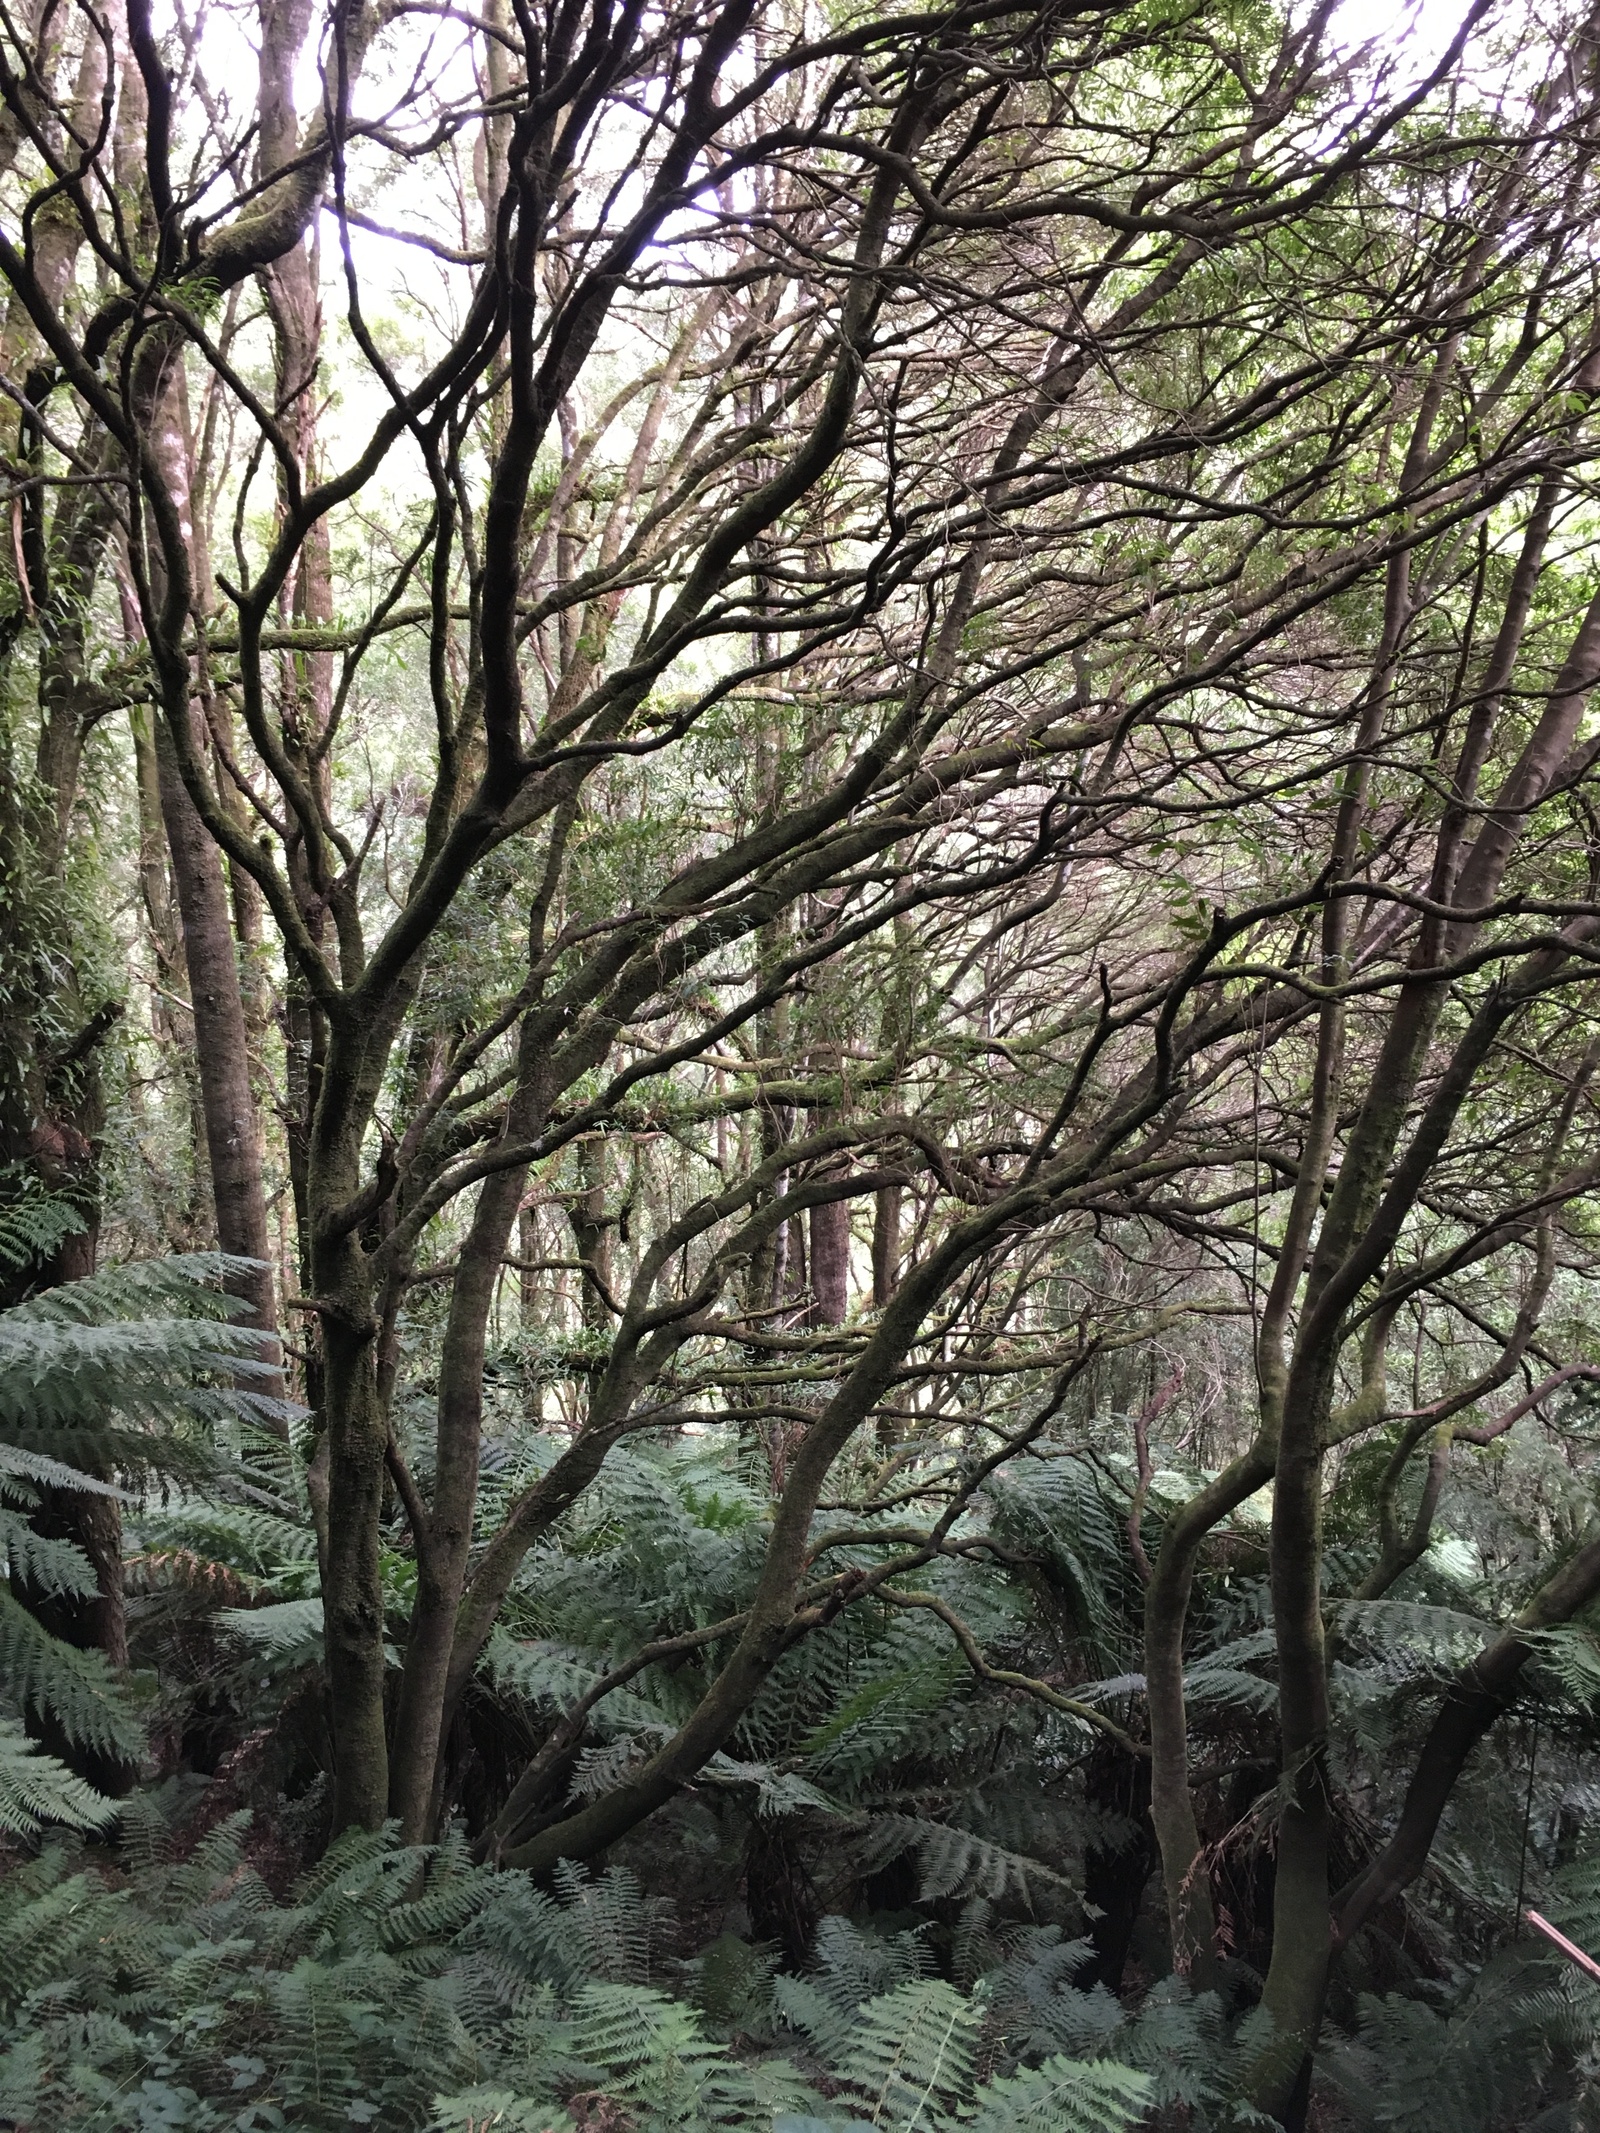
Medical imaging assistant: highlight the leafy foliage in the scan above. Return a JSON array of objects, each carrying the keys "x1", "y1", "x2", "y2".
[{"x1": 0, "y1": 1255, "x2": 294, "y2": 1834}]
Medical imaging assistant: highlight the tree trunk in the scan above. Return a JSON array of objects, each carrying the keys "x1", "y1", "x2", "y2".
[
  {"x1": 1143, "y1": 1443, "x2": 1272, "y2": 1985},
  {"x1": 1246, "y1": 1365, "x2": 1336, "y2": 2126},
  {"x1": 143, "y1": 350, "x2": 286, "y2": 1410},
  {"x1": 871, "y1": 1184, "x2": 900, "y2": 1308},
  {"x1": 155, "y1": 712, "x2": 285, "y2": 1412},
  {"x1": 809, "y1": 1193, "x2": 850, "y2": 1325},
  {"x1": 316, "y1": 1221, "x2": 392, "y2": 1831},
  {"x1": 389, "y1": 1156, "x2": 530, "y2": 1839}
]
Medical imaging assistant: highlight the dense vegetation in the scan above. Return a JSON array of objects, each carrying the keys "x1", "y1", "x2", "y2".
[{"x1": 5, "y1": 0, "x2": 1600, "y2": 2123}]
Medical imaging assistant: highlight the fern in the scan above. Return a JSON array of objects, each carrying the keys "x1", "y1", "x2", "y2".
[
  {"x1": 0, "y1": 1503, "x2": 100, "y2": 1598},
  {"x1": 216, "y1": 1594, "x2": 326, "y2": 1670},
  {"x1": 1319, "y1": 1958, "x2": 1600, "y2": 2133},
  {"x1": 0, "y1": 1256, "x2": 307, "y2": 1835},
  {"x1": 775, "y1": 1914, "x2": 933, "y2": 2060},
  {"x1": 0, "y1": 1188, "x2": 85, "y2": 1275},
  {"x1": 830, "y1": 1975, "x2": 981, "y2": 2130},
  {"x1": 0, "y1": 1718, "x2": 117, "y2": 1836},
  {"x1": 0, "y1": 1586, "x2": 144, "y2": 1757},
  {"x1": 135, "y1": 1496, "x2": 319, "y2": 1586},
  {"x1": 568, "y1": 1980, "x2": 811, "y2": 2125},
  {"x1": 549, "y1": 1858, "x2": 665, "y2": 1983},
  {"x1": 965, "y1": 2054, "x2": 1157, "y2": 2133},
  {"x1": 776, "y1": 1967, "x2": 1152, "y2": 2133},
  {"x1": 862, "y1": 1812, "x2": 1074, "y2": 1905},
  {"x1": 1524, "y1": 1621, "x2": 1600, "y2": 1706}
]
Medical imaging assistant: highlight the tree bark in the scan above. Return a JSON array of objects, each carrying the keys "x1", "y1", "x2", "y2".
[
  {"x1": 1143, "y1": 1442, "x2": 1273, "y2": 1985},
  {"x1": 809, "y1": 1193, "x2": 850, "y2": 1326},
  {"x1": 389, "y1": 1155, "x2": 530, "y2": 1838},
  {"x1": 155, "y1": 713, "x2": 285, "y2": 1408}
]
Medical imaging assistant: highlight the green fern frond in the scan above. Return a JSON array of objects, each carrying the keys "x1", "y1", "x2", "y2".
[
  {"x1": 566, "y1": 1980, "x2": 815, "y2": 2128},
  {"x1": 1524, "y1": 1622, "x2": 1600, "y2": 1705},
  {"x1": 430, "y1": 2089, "x2": 557, "y2": 2131},
  {"x1": 966, "y1": 2054, "x2": 1153, "y2": 2133},
  {"x1": 0, "y1": 1441, "x2": 128, "y2": 1499},
  {"x1": 0, "y1": 1846, "x2": 129, "y2": 2015},
  {"x1": 0, "y1": 1507, "x2": 99, "y2": 1599},
  {"x1": 687, "y1": 1932, "x2": 781, "y2": 2037},
  {"x1": 136, "y1": 1497, "x2": 318, "y2": 1582},
  {"x1": 0, "y1": 1586, "x2": 143, "y2": 1756},
  {"x1": 1317, "y1": 1972, "x2": 1591, "y2": 2133},
  {"x1": 776, "y1": 1918, "x2": 933, "y2": 2063},
  {"x1": 1183, "y1": 1628, "x2": 1278, "y2": 1712},
  {"x1": 0, "y1": 1190, "x2": 85, "y2": 1274},
  {"x1": 0, "y1": 1717, "x2": 117, "y2": 1837},
  {"x1": 0, "y1": 1257, "x2": 303, "y2": 1480},
  {"x1": 829, "y1": 1976, "x2": 979, "y2": 2132},
  {"x1": 550, "y1": 1860, "x2": 663, "y2": 1984},
  {"x1": 863, "y1": 1813, "x2": 1073, "y2": 1904},
  {"x1": 216, "y1": 1595, "x2": 325, "y2": 1669}
]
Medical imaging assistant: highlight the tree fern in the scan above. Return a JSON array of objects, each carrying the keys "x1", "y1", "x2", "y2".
[
  {"x1": 215, "y1": 1594, "x2": 327, "y2": 1672},
  {"x1": 862, "y1": 1812, "x2": 1074, "y2": 1905},
  {"x1": 0, "y1": 1253, "x2": 294, "y2": 1464}
]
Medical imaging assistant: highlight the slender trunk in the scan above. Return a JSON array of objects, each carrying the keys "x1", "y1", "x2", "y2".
[
  {"x1": 871, "y1": 1184, "x2": 900, "y2": 1309},
  {"x1": 155, "y1": 714, "x2": 285, "y2": 1413},
  {"x1": 1143, "y1": 1443, "x2": 1273, "y2": 1984},
  {"x1": 389, "y1": 1157, "x2": 529, "y2": 1839},
  {"x1": 143, "y1": 352, "x2": 286, "y2": 1408},
  {"x1": 871, "y1": 1184, "x2": 901, "y2": 1449},
  {"x1": 570, "y1": 1146, "x2": 614, "y2": 1334},
  {"x1": 1246, "y1": 1364, "x2": 1336, "y2": 2125},
  {"x1": 316, "y1": 1216, "x2": 391, "y2": 1831},
  {"x1": 809, "y1": 1193, "x2": 850, "y2": 1325},
  {"x1": 130, "y1": 700, "x2": 210, "y2": 1240}
]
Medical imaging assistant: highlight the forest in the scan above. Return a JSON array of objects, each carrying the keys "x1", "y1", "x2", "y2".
[{"x1": 5, "y1": 0, "x2": 1600, "y2": 2124}]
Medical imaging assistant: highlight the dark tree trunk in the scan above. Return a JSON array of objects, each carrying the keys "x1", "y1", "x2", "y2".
[{"x1": 1083, "y1": 1742, "x2": 1157, "y2": 1991}]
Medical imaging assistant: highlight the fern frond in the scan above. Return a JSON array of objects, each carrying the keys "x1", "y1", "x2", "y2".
[
  {"x1": 830, "y1": 1977, "x2": 979, "y2": 2132},
  {"x1": 0, "y1": 1848, "x2": 129, "y2": 2015},
  {"x1": 0, "y1": 1442, "x2": 128, "y2": 1499},
  {"x1": 550, "y1": 1860, "x2": 663, "y2": 1983},
  {"x1": 136, "y1": 1497, "x2": 318, "y2": 1581},
  {"x1": 863, "y1": 1813, "x2": 1072, "y2": 1904},
  {"x1": 0, "y1": 1586, "x2": 143, "y2": 1755},
  {"x1": 776, "y1": 1919, "x2": 933, "y2": 2066},
  {"x1": 966, "y1": 2054, "x2": 1153, "y2": 2133},
  {"x1": 216, "y1": 1595, "x2": 325, "y2": 1669},
  {"x1": 0, "y1": 1507, "x2": 98, "y2": 1600},
  {"x1": 0, "y1": 1256, "x2": 304, "y2": 1474},
  {"x1": 0, "y1": 1192, "x2": 85, "y2": 1274},
  {"x1": 0, "y1": 1717, "x2": 117, "y2": 1836}
]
